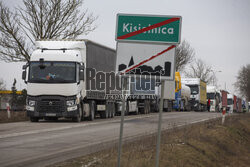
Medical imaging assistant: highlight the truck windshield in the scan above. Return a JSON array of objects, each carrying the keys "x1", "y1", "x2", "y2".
[
  {"x1": 207, "y1": 93, "x2": 215, "y2": 99},
  {"x1": 188, "y1": 85, "x2": 199, "y2": 95},
  {"x1": 29, "y1": 62, "x2": 76, "y2": 83},
  {"x1": 227, "y1": 99, "x2": 233, "y2": 105}
]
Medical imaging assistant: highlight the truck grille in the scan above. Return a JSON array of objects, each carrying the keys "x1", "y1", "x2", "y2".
[{"x1": 38, "y1": 99, "x2": 65, "y2": 113}]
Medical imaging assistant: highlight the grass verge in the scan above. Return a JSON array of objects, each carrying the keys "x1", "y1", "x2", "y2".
[
  {"x1": 50, "y1": 113, "x2": 250, "y2": 167},
  {"x1": 0, "y1": 110, "x2": 28, "y2": 123}
]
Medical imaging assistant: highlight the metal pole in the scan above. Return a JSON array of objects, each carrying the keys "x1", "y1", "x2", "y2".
[
  {"x1": 117, "y1": 77, "x2": 127, "y2": 167},
  {"x1": 156, "y1": 80, "x2": 165, "y2": 167}
]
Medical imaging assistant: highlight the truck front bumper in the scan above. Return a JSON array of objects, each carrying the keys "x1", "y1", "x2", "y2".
[
  {"x1": 27, "y1": 110, "x2": 79, "y2": 118},
  {"x1": 26, "y1": 95, "x2": 80, "y2": 118}
]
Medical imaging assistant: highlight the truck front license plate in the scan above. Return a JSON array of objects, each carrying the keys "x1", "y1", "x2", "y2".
[{"x1": 46, "y1": 113, "x2": 56, "y2": 116}]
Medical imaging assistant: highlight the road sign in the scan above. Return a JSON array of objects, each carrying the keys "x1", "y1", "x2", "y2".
[
  {"x1": 116, "y1": 42, "x2": 176, "y2": 80},
  {"x1": 116, "y1": 14, "x2": 182, "y2": 44}
]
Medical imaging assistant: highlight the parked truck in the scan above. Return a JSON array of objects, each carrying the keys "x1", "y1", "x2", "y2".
[
  {"x1": 117, "y1": 76, "x2": 175, "y2": 115},
  {"x1": 206, "y1": 86, "x2": 221, "y2": 112},
  {"x1": 237, "y1": 98, "x2": 242, "y2": 112},
  {"x1": 116, "y1": 77, "x2": 157, "y2": 115},
  {"x1": 182, "y1": 78, "x2": 207, "y2": 111},
  {"x1": 173, "y1": 72, "x2": 191, "y2": 111},
  {"x1": 220, "y1": 90, "x2": 228, "y2": 112},
  {"x1": 22, "y1": 40, "x2": 117, "y2": 122},
  {"x1": 233, "y1": 95, "x2": 237, "y2": 112}
]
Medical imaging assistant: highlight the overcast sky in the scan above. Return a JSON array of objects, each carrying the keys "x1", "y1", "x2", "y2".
[{"x1": 0, "y1": 0, "x2": 250, "y2": 96}]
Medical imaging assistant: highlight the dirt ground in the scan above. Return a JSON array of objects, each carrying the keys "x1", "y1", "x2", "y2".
[
  {"x1": 0, "y1": 110, "x2": 28, "y2": 123},
  {"x1": 50, "y1": 113, "x2": 250, "y2": 167}
]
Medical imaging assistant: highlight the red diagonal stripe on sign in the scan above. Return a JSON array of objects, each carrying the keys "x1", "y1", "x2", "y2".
[
  {"x1": 117, "y1": 17, "x2": 180, "y2": 40},
  {"x1": 121, "y1": 45, "x2": 176, "y2": 75}
]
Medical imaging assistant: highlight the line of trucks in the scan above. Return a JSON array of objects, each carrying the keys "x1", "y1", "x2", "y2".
[{"x1": 21, "y1": 40, "x2": 249, "y2": 122}]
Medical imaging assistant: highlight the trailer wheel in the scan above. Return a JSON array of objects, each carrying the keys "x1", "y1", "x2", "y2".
[
  {"x1": 30, "y1": 117, "x2": 39, "y2": 122},
  {"x1": 111, "y1": 103, "x2": 115, "y2": 118},
  {"x1": 144, "y1": 100, "x2": 150, "y2": 114},
  {"x1": 89, "y1": 101, "x2": 95, "y2": 121}
]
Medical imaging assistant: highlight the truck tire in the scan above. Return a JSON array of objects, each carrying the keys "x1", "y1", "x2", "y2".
[
  {"x1": 144, "y1": 100, "x2": 150, "y2": 114},
  {"x1": 30, "y1": 117, "x2": 39, "y2": 122},
  {"x1": 108, "y1": 103, "x2": 112, "y2": 118},
  {"x1": 89, "y1": 101, "x2": 95, "y2": 121},
  {"x1": 101, "y1": 109, "x2": 109, "y2": 119},
  {"x1": 111, "y1": 103, "x2": 115, "y2": 118},
  {"x1": 125, "y1": 102, "x2": 129, "y2": 116},
  {"x1": 72, "y1": 105, "x2": 82, "y2": 122}
]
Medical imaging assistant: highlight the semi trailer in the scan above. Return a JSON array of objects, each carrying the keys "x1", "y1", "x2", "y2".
[{"x1": 22, "y1": 40, "x2": 117, "y2": 122}]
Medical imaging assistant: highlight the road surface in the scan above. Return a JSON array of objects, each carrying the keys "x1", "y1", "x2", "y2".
[{"x1": 0, "y1": 112, "x2": 222, "y2": 167}]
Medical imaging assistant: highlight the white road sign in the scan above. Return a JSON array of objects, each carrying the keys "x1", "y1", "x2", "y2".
[{"x1": 116, "y1": 42, "x2": 176, "y2": 80}]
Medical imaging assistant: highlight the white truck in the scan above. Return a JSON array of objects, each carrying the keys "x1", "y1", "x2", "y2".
[
  {"x1": 182, "y1": 78, "x2": 207, "y2": 111},
  {"x1": 227, "y1": 94, "x2": 234, "y2": 113},
  {"x1": 206, "y1": 86, "x2": 221, "y2": 112},
  {"x1": 22, "y1": 40, "x2": 116, "y2": 122}
]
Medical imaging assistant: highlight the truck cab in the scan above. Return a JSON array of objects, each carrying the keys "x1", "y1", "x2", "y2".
[
  {"x1": 22, "y1": 40, "x2": 116, "y2": 122},
  {"x1": 23, "y1": 41, "x2": 85, "y2": 122},
  {"x1": 182, "y1": 78, "x2": 207, "y2": 111}
]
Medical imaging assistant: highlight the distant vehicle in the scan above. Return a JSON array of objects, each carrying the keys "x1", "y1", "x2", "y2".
[
  {"x1": 182, "y1": 78, "x2": 207, "y2": 111},
  {"x1": 237, "y1": 98, "x2": 242, "y2": 112},
  {"x1": 22, "y1": 40, "x2": 116, "y2": 122},
  {"x1": 227, "y1": 94, "x2": 234, "y2": 113},
  {"x1": 116, "y1": 78, "x2": 157, "y2": 115},
  {"x1": 220, "y1": 90, "x2": 228, "y2": 112},
  {"x1": 233, "y1": 95, "x2": 237, "y2": 112},
  {"x1": 173, "y1": 72, "x2": 191, "y2": 111},
  {"x1": 242, "y1": 99, "x2": 247, "y2": 112},
  {"x1": 206, "y1": 86, "x2": 221, "y2": 112}
]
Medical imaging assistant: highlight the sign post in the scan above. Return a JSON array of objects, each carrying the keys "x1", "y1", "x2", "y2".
[
  {"x1": 156, "y1": 80, "x2": 165, "y2": 167},
  {"x1": 117, "y1": 77, "x2": 127, "y2": 167},
  {"x1": 115, "y1": 13, "x2": 182, "y2": 167}
]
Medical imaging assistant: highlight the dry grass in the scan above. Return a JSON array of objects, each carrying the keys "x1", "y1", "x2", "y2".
[
  {"x1": 0, "y1": 110, "x2": 28, "y2": 123},
  {"x1": 50, "y1": 113, "x2": 250, "y2": 167}
]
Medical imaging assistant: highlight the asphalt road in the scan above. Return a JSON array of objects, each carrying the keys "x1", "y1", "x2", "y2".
[{"x1": 0, "y1": 112, "x2": 222, "y2": 167}]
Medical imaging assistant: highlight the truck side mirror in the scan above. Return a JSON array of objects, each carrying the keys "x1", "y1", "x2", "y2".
[
  {"x1": 79, "y1": 65, "x2": 84, "y2": 81},
  {"x1": 22, "y1": 65, "x2": 27, "y2": 70},
  {"x1": 22, "y1": 71, "x2": 27, "y2": 83}
]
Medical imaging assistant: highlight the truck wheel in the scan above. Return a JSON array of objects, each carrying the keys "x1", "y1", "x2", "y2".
[
  {"x1": 135, "y1": 107, "x2": 139, "y2": 115},
  {"x1": 30, "y1": 117, "x2": 39, "y2": 122},
  {"x1": 89, "y1": 101, "x2": 95, "y2": 121},
  {"x1": 125, "y1": 102, "x2": 129, "y2": 116},
  {"x1": 101, "y1": 110, "x2": 109, "y2": 119},
  {"x1": 108, "y1": 103, "x2": 112, "y2": 118},
  {"x1": 73, "y1": 105, "x2": 82, "y2": 122},
  {"x1": 144, "y1": 100, "x2": 150, "y2": 114},
  {"x1": 111, "y1": 103, "x2": 115, "y2": 118}
]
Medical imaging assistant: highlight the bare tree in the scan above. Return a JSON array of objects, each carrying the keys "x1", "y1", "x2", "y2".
[
  {"x1": 0, "y1": 78, "x2": 6, "y2": 90},
  {"x1": 184, "y1": 58, "x2": 216, "y2": 85},
  {"x1": 234, "y1": 64, "x2": 250, "y2": 101},
  {"x1": 0, "y1": 0, "x2": 97, "y2": 62},
  {"x1": 175, "y1": 40, "x2": 195, "y2": 72}
]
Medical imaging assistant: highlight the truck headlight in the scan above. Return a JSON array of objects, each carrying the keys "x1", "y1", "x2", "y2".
[
  {"x1": 28, "y1": 100, "x2": 36, "y2": 107},
  {"x1": 66, "y1": 100, "x2": 76, "y2": 106}
]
